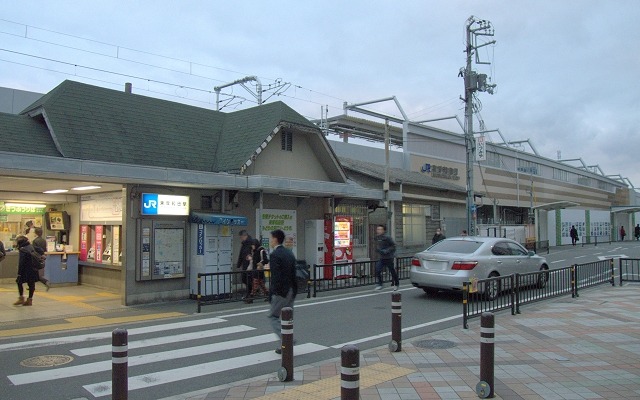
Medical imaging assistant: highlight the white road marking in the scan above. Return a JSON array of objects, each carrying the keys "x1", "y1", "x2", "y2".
[
  {"x1": 598, "y1": 255, "x2": 627, "y2": 260},
  {"x1": 71, "y1": 325, "x2": 255, "y2": 356},
  {"x1": 8, "y1": 332, "x2": 278, "y2": 385},
  {"x1": 83, "y1": 343, "x2": 328, "y2": 397},
  {"x1": 551, "y1": 260, "x2": 565, "y2": 264},
  {"x1": 331, "y1": 314, "x2": 460, "y2": 348},
  {"x1": 0, "y1": 317, "x2": 227, "y2": 352}
]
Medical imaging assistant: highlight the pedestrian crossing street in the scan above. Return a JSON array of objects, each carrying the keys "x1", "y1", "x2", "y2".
[{"x1": 2, "y1": 316, "x2": 329, "y2": 398}]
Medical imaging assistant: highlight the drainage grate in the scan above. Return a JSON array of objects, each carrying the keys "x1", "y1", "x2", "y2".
[{"x1": 414, "y1": 339, "x2": 457, "y2": 349}]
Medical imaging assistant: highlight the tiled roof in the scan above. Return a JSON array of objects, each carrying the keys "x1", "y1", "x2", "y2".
[
  {"x1": 215, "y1": 101, "x2": 316, "y2": 172},
  {"x1": 339, "y1": 157, "x2": 466, "y2": 193},
  {"x1": 0, "y1": 112, "x2": 59, "y2": 157},
  {"x1": 18, "y1": 80, "x2": 319, "y2": 173}
]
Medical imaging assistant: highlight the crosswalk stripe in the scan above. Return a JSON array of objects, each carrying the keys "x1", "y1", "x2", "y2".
[
  {"x1": 71, "y1": 324, "x2": 254, "y2": 356},
  {"x1": 8, "y1": 332, "x2": 278, "y2": 385},
  {"x1": 0, "y1": 317, "x2": 227, "y2": 352},
  {"x1": 83, "y1": 343, "x2": 328, "y2": 397}
]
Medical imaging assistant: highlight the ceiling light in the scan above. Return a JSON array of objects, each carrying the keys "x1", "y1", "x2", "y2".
[
  {"x1": 5, "y1": 203, "x2": 47, "y2": 208},
  {"x1": 71, "y1": 186, "x2": 102, "y2": 191},
  {"x1": 43, "y1": 189, "x2": 69, "y2": 194}
]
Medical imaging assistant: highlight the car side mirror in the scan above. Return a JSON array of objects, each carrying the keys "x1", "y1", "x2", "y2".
[{"x1": 528, "y1": 251, "x2": 535, "y2": 257}]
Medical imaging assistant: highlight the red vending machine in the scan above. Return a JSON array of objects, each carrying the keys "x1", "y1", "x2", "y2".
[{"x1": 332, "y1": 216, "x2": 353, "y2": 278}]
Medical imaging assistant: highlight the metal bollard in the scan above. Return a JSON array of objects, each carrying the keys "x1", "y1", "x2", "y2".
[
  {"x1": 477, "y1": 312, "x2": 495, "y2": 398},
  {"x1": 112, "y1": 328, "x2": 128, "y2": 400},
  {"x1": 389, "y1": 292, "x2": 402, "y2": 352},
  {"x1": 278, "y1": 307, "x2": 294, "y2": 382},
  {"x1": 341, "y1": 345, "x2": 359, "y2": 400}
]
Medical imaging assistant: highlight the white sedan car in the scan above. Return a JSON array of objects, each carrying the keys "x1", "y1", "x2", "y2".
[{"x1": 410, "y1": 236, "x2": 549, "y2": 299}]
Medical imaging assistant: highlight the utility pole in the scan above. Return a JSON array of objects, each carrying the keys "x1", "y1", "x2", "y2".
[{"x1": 461, "y1": 16, "x2": 496, "y2": 236}]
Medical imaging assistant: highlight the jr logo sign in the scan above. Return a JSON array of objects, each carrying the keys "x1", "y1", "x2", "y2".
[{"x1": 141, "y1": 193, "x2": 159, "y2": 215}]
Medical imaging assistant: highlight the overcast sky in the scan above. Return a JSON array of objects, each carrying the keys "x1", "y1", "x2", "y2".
[{"x1": 1, "y1": 1, "x2": 639, "y2": 189}]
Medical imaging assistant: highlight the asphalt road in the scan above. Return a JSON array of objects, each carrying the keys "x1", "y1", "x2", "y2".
[{"x1": 1, "y1": 240, "x2": 639, "y2": 400}]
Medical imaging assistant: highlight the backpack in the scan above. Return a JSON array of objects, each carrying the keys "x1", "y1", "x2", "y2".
[{"x1": 30, "y1": 251, "x2": 46, "y2": 270}]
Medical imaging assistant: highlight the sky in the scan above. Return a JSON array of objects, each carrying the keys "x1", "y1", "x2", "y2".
[{"x1": 1, "y1": 1, "x2": 639, "y2": 188}]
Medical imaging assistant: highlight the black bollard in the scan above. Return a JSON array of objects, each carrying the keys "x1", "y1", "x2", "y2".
[
  {"x1": 278, "y1": 307, "x2": 294, "y2": 382},
  {"x1": 389, "y1": 292, "x2": 402, "y2": 352},
  {"x1": 112, "y1": 328, "x2": 128, "y2": 400},
  {"x1": 478, "y1": 312, "x2": 495, "y2": 398},
  {"x1": 341, "y1": 345, "x2": 359, "y2": 400}
]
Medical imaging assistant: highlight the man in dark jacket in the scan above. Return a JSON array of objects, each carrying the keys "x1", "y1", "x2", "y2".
[
  {"x1": 374, "y1": 224, "x2": 399, "y2": 291},
  {"x1": 432, "y1": 228, "x2": 446, "y2": 244},
  {"x1": 32, "y1": 227, "x2": 50, "y2": 290},
  {"x1": 236, "y1": 230, "x2": 253, "y2": 298},
  {"x1": 266, "y1": 229, "x2": 297, "y2": 353}
]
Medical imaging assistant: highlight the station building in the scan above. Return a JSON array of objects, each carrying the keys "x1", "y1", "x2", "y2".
[{"x1": 0, "y1": 81, "x2": 636, "y2": 305}]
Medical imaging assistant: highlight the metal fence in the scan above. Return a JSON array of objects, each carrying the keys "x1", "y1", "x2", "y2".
[
  {"x1": 197, "y1": 269, "x2": 311, "y2": 313},
  {"x1": 581, "y1": 235, "x2": 612, "y2": 247},
  {"x1": 619, "y1": 258, "x2": 640, "y2": 285},
  {"x1": 310, "y1": 256, "x2": 413, "y2": 297},
  {"x1": 462, "y1": 259, "x2": 615, "y2": 328}
]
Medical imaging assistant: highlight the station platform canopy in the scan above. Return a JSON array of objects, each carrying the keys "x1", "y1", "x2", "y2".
[
  {"x1": 611, "y1": 206, "x2": 640, "y2": 214},
  {"x1": 532, "y1": 201, "x2": 580, "y2": 211}
]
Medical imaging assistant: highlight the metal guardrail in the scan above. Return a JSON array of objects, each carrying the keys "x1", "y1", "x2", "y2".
[
  {"x1": 581, "y1": 235, "x2": 612, "y2": 247},
  {"x1": 197, "y1": 269, "x2": 311, "y2": 313},
  {"x1": 619, "y1": 258, "x2": 640, "y2": 285},
  {"x1": 310, "y1": 256, "x2": 413, "y2": 297},
  {"x1": 523, "y1": 240, "x2": 550, "y2": 254},
  {"x1": 462, "y1": 260, "x2": 615, "y2": 328}
]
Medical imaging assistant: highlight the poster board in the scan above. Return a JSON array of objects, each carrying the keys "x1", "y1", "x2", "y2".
[{"x1": 137, "y1": 219, "x2": 186, "y2": 280}]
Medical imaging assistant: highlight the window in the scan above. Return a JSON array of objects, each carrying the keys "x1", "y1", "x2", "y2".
[
  {"x1": 553, "y1": 168, "x2": 569, "y2": 182},
  {"x1": 481, "y1": 151, "x2": 501, "y2": 168},
  {"x1": 577, "y1": 176, "x2": 591, "y2": 187},
  {"x1": 506, "y1": 242, "x2": 527, "y2": 256},
  {"x1": 402, "y1": 204, "x2": 427, "y2": 246},
  {"x1": 517, "y1": 159, "x2": 540, "y2": 175},
  {"x1": 281, "y1": 130, "x2": 292, "y2": 151}
]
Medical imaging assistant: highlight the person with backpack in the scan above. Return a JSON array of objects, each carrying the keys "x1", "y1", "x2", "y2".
[
  {"x1": 244, "y1": 239, "x2": 269, "y2": 303},
  {"x1": 13, "y1": 235, "x2": 41, "y2": 306},
  {"x1": 32, "y1": 227, "x2": 50, "y2": 290}
]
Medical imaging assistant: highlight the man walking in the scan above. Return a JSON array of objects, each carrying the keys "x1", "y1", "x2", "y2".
[
  {"x1": 374, "y1": 224, "x2": 399, "y2": 291},
  {"x1": 266, "y1": 229, "x2": 297, "y2": 354},
  {"x1": 236, "y1": 229, "x2": 253, "y2": 300}
]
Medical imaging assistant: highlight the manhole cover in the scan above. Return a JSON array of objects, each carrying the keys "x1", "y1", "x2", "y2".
[
  {"x1": 414, "y1": 339, "x2": 457, "y2": 349},
  {"x1": 20, "y1": 355, "x2": 74, "y2": 368}
]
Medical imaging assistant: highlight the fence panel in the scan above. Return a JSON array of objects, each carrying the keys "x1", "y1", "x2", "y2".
[
  {"x1": 515, "y1": 267, "x2": 573, "y2": 313},
  {"x1": 311, "y1": 256, "x2": 413, "y2": 297},
  {"x1": 619, "y1": 258, "x2": 640, "y2": 284},
  {"x1": 197, "y1": 268, "x2": 311, "y2": 312},
  {"x1": 574, "y1": 260, "x2": 614, "y2": 293},
  {"x1": 463, "y1": 260, "x2": 616, "y2": 328},
  {"x1": 463, "y1": 275, "x2": 514, "y2": 329}
]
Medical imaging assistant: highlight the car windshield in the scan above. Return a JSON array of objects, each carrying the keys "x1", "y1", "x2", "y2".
[{"x1": 426, "y1": 240, "x2": 483, "y2": 254}]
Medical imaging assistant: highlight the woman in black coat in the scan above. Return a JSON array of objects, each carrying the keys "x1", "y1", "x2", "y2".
[{"x1": 14, "y1": 235, "x2": 39, "y2": 306}]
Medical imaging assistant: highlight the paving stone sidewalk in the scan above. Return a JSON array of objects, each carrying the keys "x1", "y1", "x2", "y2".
[{"x1": 167, "y1": 284, "x2": 640, "y2": 400}]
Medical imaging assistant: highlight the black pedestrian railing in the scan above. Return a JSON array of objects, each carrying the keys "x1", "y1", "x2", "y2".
[
  {"x1": 619, "y1": 258, "x2": 640, "y2": 285},
  {"x1": 462, "y1": 259, "x2": 615, "y2": 328},
  {"x1": 523, "y1": 240, "x2": 550, "y2": 254},
  {"x1": 310, "y1": 256, "x2": 413, "y2": 297},
  {"x1": 197, "y1": 269, "x2": 310, "y2": 313},
  {"x1": 581, "y1": 235, "x2": 611, "y2": 247}
]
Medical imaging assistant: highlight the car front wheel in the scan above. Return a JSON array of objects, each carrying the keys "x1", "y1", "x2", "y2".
[
  {"x1": 537, "y1": 265, "x2": 549, "y2": 288},
  {"x1": 484, "y1": 272, "x2": 500, "y2": 300}
]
